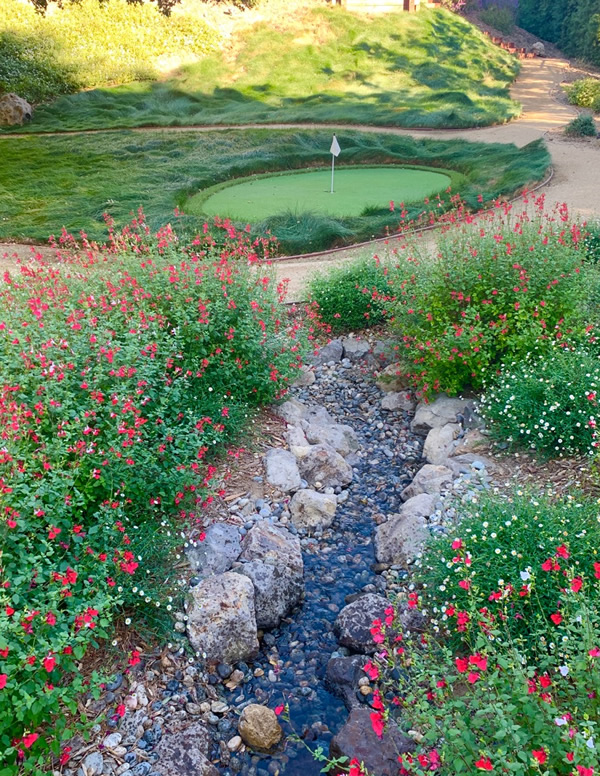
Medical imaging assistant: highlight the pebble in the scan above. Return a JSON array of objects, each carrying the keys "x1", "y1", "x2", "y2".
[
  {"x1": 228, "y1": 735, "x2": 243, "y2": 752},
  {"x1": 211, "y1": 701, "x2": 229, "y2": 714}
]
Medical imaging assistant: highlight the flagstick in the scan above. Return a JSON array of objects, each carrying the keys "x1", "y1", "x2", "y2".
[{"x1": 330, "y1": 153, "x2": 335, "y2": 194}]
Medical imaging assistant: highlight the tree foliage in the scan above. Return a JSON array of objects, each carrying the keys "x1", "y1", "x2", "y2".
[{"x1": 518, "y1": 0, "x2": 600, "y2": 65}]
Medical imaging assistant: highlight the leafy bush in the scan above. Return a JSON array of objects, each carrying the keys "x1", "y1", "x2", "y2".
[
  {"x1": 388, "y1": 198, "x2": 588, "y2": 396},
  {"x1": 565, "y1": 78, "x2": 600, "y2": 112},
  {"x1": 565, "y1": 114, "x2": 598, "y2": 138},
  {"x1": 582, "y1": 221, "x2": 600, "y2": 263},
  {"x1": 518, "y1": 0, "x2": 600, "y2": 66},
  {"x1": 480, "y1": 4, "x2": 515, "y2": 34},
  {"x1": 307, "y1": 257, "x2": 392, "y2": 332},
  {"x1": 479, "y1": 345, "x2": 600, "y2": 457},
  {"x1": 417, "y1": 491, "x2": 600, "y2": 657},
  {"x1": 0, "y1": 213, "x2": 306, "y2": 773},
  {"x1": 0, "y1": 0, "x2": 220, "y2": 103},
  {"x1": 368, "y1": 550, "x2": 600, "y2": 776}
]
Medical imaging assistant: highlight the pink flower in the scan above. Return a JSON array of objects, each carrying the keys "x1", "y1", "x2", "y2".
[
  {"x1": 0, "y1": 674, "x2": 7, "y2": 689},
  {"x1": 274, "y1": 704, "x2": 284, "y2": 716},
  {"x1": 475, "y1": 757, "x2": 493, "y2": 771}
]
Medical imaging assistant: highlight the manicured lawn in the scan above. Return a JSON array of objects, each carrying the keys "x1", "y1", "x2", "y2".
[
  {"x1": 5, "y1": 7, "x2": 521, "y2": 134},
  {"x1": 193, "y1": 166, "x2": 455, "y2": 221},
  {"x1": 0, "y1": 128, "x2": 550, "y2": 254}
]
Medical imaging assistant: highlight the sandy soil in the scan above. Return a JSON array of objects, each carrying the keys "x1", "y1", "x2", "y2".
[{"x1": 2, "y1": 57, "x2": 599, "y2": 300}]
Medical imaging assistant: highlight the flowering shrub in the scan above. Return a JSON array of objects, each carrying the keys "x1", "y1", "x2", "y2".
[
  {"x1": 416, "y1": 491, "x2": 600, "y2": 657},
  {"x1": 565, "y1": 79, "x2": 600, "y2": 113},
  {"x1": 388, "y1": 196, "x2": 589, "y2": 396},
  {"x1": 0, "y1": 213, "x2": 306, "y2": 773},
  {"x1": 582, "y1": 223, "x2": 600, "y2": 264},
  {"x1": 480, "y1": 346, "x2": 600, "y2": 457},
  {"x1": 307, "y1": 256, "x2": 392, "y2": 332}
]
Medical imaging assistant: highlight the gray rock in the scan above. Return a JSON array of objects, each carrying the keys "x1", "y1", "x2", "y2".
[
  {"x1": 453, "y1": 429, "x2": 488, "y2": 455},
  {"x1": 341, "y1": 337, "x2": 371, "y2": 362},
  {"x1": 237, "y1": 560, "x2": 303, "y2": 629},
  {"x1": 0, "y1": 93, "x2": 33, "y2": 126},
  {"x1": 304, "y1": 422, "x2": 359, "y2": 457},
  {"x1": 239, "y1": 521, "x2": 303, "y2": 572},
  {"x1": 238, "y1": 704, "x2": 282, "y2": 751},
  {"x1": 152, "y1": 722, "x2": 218, "y2": 776},
  {"x1": 330, "y1": 708, "x2": 415, "y2": 776},
  {"x1": 375, "y1": 512, "x2": 429, "y2": 566},
  {"x1": 411, "y1": 394, "x2": 475, "y2": 436},
  {"x1": 186, "y1": 572, "x2": 259, "y2": 663},
  {"x1": 380, "y1": 391, "x2": 415, "y2": 412},
  {"x1": 303, "y1": 404, "x2": 334, "y2": 425},
  {"x1": 532, "y1": 41, "x2": 546, "y2": 56},
  {"x1": 310, "y1": 339, "x2": 344, "y2": 366},
  {"x1": 285, "y1": 424, "x2": 310, "y2": 458},
  {"x1": 186, "y1": 522, "x2": 241, "y2": 578},
  {"x1": 372, "y1": 339, "x2": 397, "y2": 367},
  {"x1": 289, "y1": 489, "x2": 337, "y2": 533},
  {"x1": 81, "y1": 753, "x2": 104, "y2": 776},
  {"x1": 297, "y1": 444, "x2": 353, "y2": 489},
  {"x1": 423, "y1": 423, "x2": 460, "y2": 465},
  {"x1": 264, "y1": 448, "x2": 301, "y2": 493},
  {"x1": 333, "y1": 594, "x2": 390, "y2": 653},
  {"x1": 447, "y1": 453, "x2": 497, "y2": 474},
  {"x1": 375, "y1": 363, "x2": 410, "y2": 393},
  {"x1": 401, "y1": 464, "x2": 453, "y2": 501},
  {"x1": 325, "y1": 655, "x2": 366, "y2": 710},
  {"x1": 273, "y1": 398, "x2": 307, "y2": 424}
]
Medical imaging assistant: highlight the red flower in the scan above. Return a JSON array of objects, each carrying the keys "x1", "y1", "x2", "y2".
[
  {"x1": 370, "y1": 711, "x2": 385, "y2": 739},
  {"x1": 349, "y1": 759, "x2": 364, "y2": 776},
  {"x1": 542, "y1": 558, "x2": 559, "y2": 572},
  {"x1": 274, "y1": 704, "x2": 284, "y2": 716},
  {"x1": 571, "y1": 577, "x2": 583, "y2": 593},
  {"x1": 577, "y1": 767, "x2": 594, "y2": 776},
  {"x1": 0, "y1": 674, "x2": 7, "y2": 689},
  {"x1": 455, "y1": 657, "x2": 469, "y2": 673},
  {"x1": 550, "y1": 612, "x2": 562, "y2": 626},
  {"x1": 469, "y1": 654, "x2": 488, "y2": 671},
  {"x1": 128, "y1": 650, "x2": 141, "y2": 667},
  {"x1": 589, "y1": 648, "x2": 600, "y2": 657},
  {"x1": 116, "y1": 703, "x2": 126, "y2": 717},
  {"x1": 43, "y1": 654, "x2": 56, "y2": 673},
  {"x1": 556, "y1": 544, "x2": 570, "y2": 559},
  {"x1": 467, "y1": 672, "x2": 480, "y2": 684},
  {"x1": 475, "y1": 757, "x2": 493, "y2": 771},
  {"x1": 532, "y1": 749, "x2": 547, "y2": 765},
  {"x1": 23, "y1": 733, "x2": 39, "y2": 749}
]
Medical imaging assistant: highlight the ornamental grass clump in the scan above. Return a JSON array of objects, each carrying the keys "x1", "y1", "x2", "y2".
[
  {"x1": 479, "y1": 345, "x2": 600, "y2": 457},
  {"x1": 0, "y1": 212, "x2": 306, "y2": 773},
  {"x1": 388, "y1": 196, "x2": 589, "y2": 397}
]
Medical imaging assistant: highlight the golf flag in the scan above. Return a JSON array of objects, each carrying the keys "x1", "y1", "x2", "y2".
[{"x1": 330, "y1": 134, "x2": 340, "y2": 193}]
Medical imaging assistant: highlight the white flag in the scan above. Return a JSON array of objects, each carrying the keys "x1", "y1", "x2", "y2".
[{"x1": 330, "y1": 134, "x2": 341, "y2": 157}]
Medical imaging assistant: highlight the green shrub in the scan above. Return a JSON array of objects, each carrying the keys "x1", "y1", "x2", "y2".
[
  {"x1": 565, "y1": 78, "x2": 600, "y2": 111},
  {"x1": 565, "y1": 114, "x2": 598, "y2": 137},
  {"x1": 388, "y1": 202, "x2": 588, "y2": 396},
  {"x1": 0, "y1": 213, "x2": 306, "y2": 773},
  {"x1": 583, "y1": 221, "x2": 600, "y2": 262},
  {"x1": 480, "y1": 4, "x2": 515, "y2": 34},
  {"x1": 0, "y1": 0, "x2": 220, "y2": 103},
  {"x1": 480, "y1": 345, "x2": 600, "y2": 457},
  {"x1": 307, "y1": 256, "x2": 392, "y2": 332}
]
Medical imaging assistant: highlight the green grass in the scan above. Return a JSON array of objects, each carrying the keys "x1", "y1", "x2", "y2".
[
  {"x1": 192, "y1": 165, "x2": 456, "y2": 221},
  {"x1": 4, "y1": 7, "x2": 521, "y2": 133},
  {"x1": 0, "y1": 128, "x2": 550, "y2": 254}
]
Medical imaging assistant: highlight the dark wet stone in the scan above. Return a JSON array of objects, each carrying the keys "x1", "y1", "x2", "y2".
[{"x1": 325, "y1": 656, "x2": 366, "y2": 710}]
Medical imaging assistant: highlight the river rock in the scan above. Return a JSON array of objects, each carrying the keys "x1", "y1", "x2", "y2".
[
  {"x1": 292, "y1": 365, "x2": 316, "y2": 387},
  {"x1": 330, "y1": 707, "x2": 415, "y2": 776},
  {"x1": 304, "y1": 422, "x2": 359, "y2": 457},
  {"x1": 333, "y1": 594, "x2": 390, "y2": 653},
  {"x1": 153, "y1": 721, "x2": 218, "y2": 776},
  {"x1": 239, "y1": 521, "x2": 303, "y2": 572},
  {"x1": 0, "y1": 93, "x2": 33, "y2": 126},
  {"x1": 341, "y1": 337, "x2": 370, "y2": 362},
  {"x1": 238, "y1": 704, "x2": 282, "y2": 751},
  {"x1": 264, "y1": 448, "x2": 301, "y2": 492},
  {"x1": 285, "y1": 424, "x2": 311, "y2": 458},
  {"x1": 236, "y1": 560, "x2": 303, "y2": 629},
  {"x1": 186, "y1": 572, "x2": 259, "y2": 663},
  {"x1": 310, "y1": 339, "x2": 344, "y2": 366},
  {"x1": 289, "y1": 489, "x2": 337, "y2": 532},
  {"x1": 374, "y1": 512, "x2": 429, "y2": 566},
  {"x1": 423, "y1": 423, "x2": 460, "y2": 465},
  {"x1": 400, "y1": 464, "x2": 453, "y2": 501},
  {"x1": 274, "y1": 398, "x2": 307, "y2": 424},
  {"x1": 297, "y1": 443, "x2": 353, "y2": 489},
  {"x1": 81, "y1": 752, "x2": 104, "y2": 776},
  {"x1": 380, "y1": 391, "x2": 415, "y2": 412},
  {"x1": 186, "y1": 522, "x2": 241, "y2": 578},
  {"x1": 325, "y1": 655, "x2": 366, "y2": 710},
  {"x1": 411, "y1": 394, "x2": 474, "y2": 436}
]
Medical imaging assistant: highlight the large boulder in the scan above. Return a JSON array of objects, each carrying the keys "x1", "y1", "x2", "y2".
[
  {"x1": 310, "y1": 339, "x2": 344, "y2": 366},
  {"x1": 453, "y1": 429, "x2": 488, "y2": 456},
  {"x1": 274, "y1": 398, "x2": 307, "y2": 424},
  {"x1": 532, "y1": 41, "x2": 546, "y2": 56},
  {"x1": 423, "y1": 423, "x2": 460, "y2": 465},
  {"x1": 411, "y1": 394, "x2": 474, "y2": 436},
  {"x1": 341, "y1": 337, "x2": 371, "y2": 362},
  {"x1": 375, "y1": 510, "x2": 430, "y2": 566},
  {"x1": 401, "y1": 464, "x2": 453, "y2": 501},
  {"x1": 153, "y1": 722, "x2": 218, "y2": 776},
  {"x1": 285, "y1": 424, "x2": 311, "y2": 458},
  {"x1": 186, "y1": 522, "x2": 241, "y2": 578},
  {"x1": 333, "y1": 594, "x2": 390, "y2": 653},
  {"x1": 0, "y1": 93, "x2": 33, "y2": 126},
  {"x1": 304, "y1": 421, "x2": 359, "y2": 457},
  {"x1": 297, "y1": 444, "x2": 353, "y2": 489},
  {"x1": 381, "y1": 391, "x2": 415, "y2": 413},
  {"x1": 292, "y1": 365, "x2": 316, "y2": 387},
  {"x1": 330, "y1": 708, "x2": 415, "y2": 776},
  {"x1": 289, "y1": 489, "x2": 337, "y2": 533},
  {"x1": 238, "y1": 704, "x2": 282, "y2": 751},
  {"x1": 237, "y1": 560, "x2": 303, "y2": 629},
  {"x1": 264, "y1": 448, "x2": 301, "y2": 493},
  {"x1": 186, "y1": 572, "x2": 259, "y2": 663},
  {"x1": 238, "y1": 522, "x2": 304, "y2": 628}
]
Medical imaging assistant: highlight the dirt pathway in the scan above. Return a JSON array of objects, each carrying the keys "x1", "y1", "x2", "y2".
[{"x1": 2, "y1": 57, "x2": 599, "y2": 300}]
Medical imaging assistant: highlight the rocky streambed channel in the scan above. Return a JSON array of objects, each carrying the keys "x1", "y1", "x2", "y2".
[{"x1": 67, "y1": 337, "x2": 498, "y2": 776}]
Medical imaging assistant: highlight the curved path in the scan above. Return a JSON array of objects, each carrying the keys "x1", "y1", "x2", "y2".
[{"x1": 2, "y1": 57, "x2": 600, "y2": 299}]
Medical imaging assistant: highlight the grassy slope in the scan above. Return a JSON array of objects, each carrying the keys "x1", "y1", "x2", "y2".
[
  {"x1": 6, "y1": 7, "x2": 521, "y2": 133},
  {"x1": 0, "y1": 129, "x2": 550, "y2": 253}
]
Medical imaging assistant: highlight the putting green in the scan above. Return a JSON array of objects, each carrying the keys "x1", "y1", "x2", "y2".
[{"x1": 189, "y1": 166, "x2": 453, "y2": 221}]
